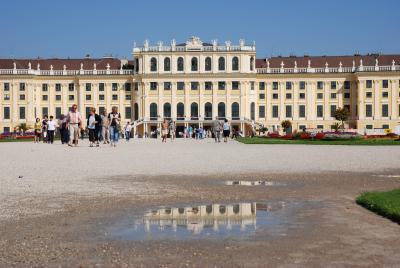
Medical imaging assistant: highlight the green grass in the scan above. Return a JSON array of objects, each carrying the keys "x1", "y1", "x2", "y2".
[
  {"x1": 356, "y1": 188, "x2": 400, "y2": 224},
  {"x1": 236, "y1": 137, "x2": 400, "y2": 145},
  {"x1": 0, "y1": 138, "x2": 35, "y2": 142}
]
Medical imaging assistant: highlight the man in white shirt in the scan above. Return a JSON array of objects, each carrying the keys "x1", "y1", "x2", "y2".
[
  {"x1": 124, "y1": 122, "x2": 132, "y2": 141},
  {"x1": 66, "y1": 104, "x2": 82, "y2": 147},
  {"x1": 47, "y1": 115, "x2": 57, "y2": 144}
]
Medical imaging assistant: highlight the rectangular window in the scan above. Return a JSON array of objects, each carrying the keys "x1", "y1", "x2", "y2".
[
  {"x1": 344, "y1": 105, "x2": 351, "y2": 113},
  {"x1": 259, "y1": 82, "x2": 265, "y2": 90},
  {"x1": 317, "y1": 81, "x2": 323, "y2": 90},
  {"x1": 86, "y1": 83, "x2": 91, "y2": 91},
  {"x1": 205, "y1": 82, "x2": 212, "y2": 90},
  {"x1": 330, "y1": 105, "x2": 337, "y2": 118},
  {"x1": 191, "y1": 82, "x2": 199, "y2": 90},
  {"x1": 125, "y1": 83, "x2": 131, "y2": 91},
  {"x1": 42, "y1": 83, "x2": 48, "y2": 91},
  {"x1": 344, "y1": 92, "x2": 350, "y2": 98},
  {"x1": 55, "y1": 95, "x2": 61, "y2": 101},
  {"x1": 382, "y1": 80, "x2": 388, "y2": 88},
  {"x1": 134, "y1": 82, "x2": 138, "y2": 91},
  {"x1": 125, "y1": 94, "x2": 131, "y2": 100},
  {"x1": 85, "y1": 107, "x2": 90, "y2": 117},
  {"x1": 366, "y1": 92, "x2": 372, "y2": 98},
  {"x1": 164, "y1": 82, "x2": 172, "y2": 90},
  {"x1": 99, "y1": 83, "x2": 105, "y2": 91},
  {"x1": 150, "y1": 82, "x2": 157, "y2": 90},
  {"x1": 20, "y1": 94, "x2": 25, "y2": 100},
  {"x1": 19, "y1": 107, "x2": 25, "y2": 119},
  {"x1": 317, "y1": 105, "x2": 323, "y2": 117},
  {"x1": 299, "y1": 105, "x2": 306, "y2": 118},
  {"x1": 86, "y1": 94, "x2": 91, "y2": 101},
  {"x1": 331, "y1": 93, "x2": 336, "y2": 99},
  {"x1": 366, "y1": 80, "x2": 372, "y2": 89},
  {"x1": 112, "y1": 94, "x2": 118, "y2": 101},
  {"x1": 382, "y1": 104, "x2": 389, "y2": 117},
  {"x1": 250, "y1": 82, "x2": 255, "y2": 90},
  {"x1": 259, "y1": 105, "x2": 265, "y2": 118},
  {"x1": 344, "y1": 81, "x2": 351, "y2": 89},
  {"x1": 272, "y1": 93, "x2": 279, "y2": 99},
  {"x1": 20, "y1": 83, "x2": 25, "y2": 91},
  {"x1": 112, "y1": 83, "x2": 118, "y2": 91},
  {"x1": 317, "y1": 125, "x2": 324, "y2": 129},
  {"x1": 99, "y1": 94, "x2": 105, "y2": 101},
  {"x1": 232, "y1": 81, "x2": 240, "y2": 90},
  {"x1": 285, "y1": 105, "x2": 292, "y2": 118},
  {"x1": 272, "y1": 82, "x2": 278, "y2": 90},
  {"x1": 55, "y1": 83, "x2": 61, "y2": 91},
  {"x1": 42, "y1": 107, "x2": 48, "y2": 117},
  {"x1": 382, "y1": 92, "x2": 388, "y2": 98},
  {"x1": 366, "y1": 124, "x2": 373, "y2": 130},
  {"x1": 68, "y1": 83, "x2": 74, "y2": 91},
  {"x1": 299, "y1": 93, "x2": 305, "y2": 99},
  {"x1": 42, "y1": 95, "x2": 48, "y2": 101},
  {"x1": 177, "y1": 82, "x2": 185, "y2": 90},
  {"x1": 4, "y1": 94, "x2": 10, "y2": 100},
  {"x1": 125, "y1": 107, "x2": 132, "y2": 119},
  {"x1": 3, "y1": 107, "x2": 10, "y2": 119},
  {"x1": 68, "y1": 95, "x2": 74, "y2": 101},
  {"x1": 330, "y1": 81, "x2": 336, "y2": 90},
  {"x1": 299, "y1": 81, "x2": 306, "y2": 90},
  {"x1": 55, "y1": 107, "x2": 61, "y2": 119},
  {"x1": 299, "y1": 125, "x2": 306, "y2": 131},
  {"x1": 366, "y1": 104, "x2": 373, "y2": 117},
  {"x1": 286, "y1": 81, "x2": 292, "y2": 90},
  {"x1": 218, "y1": 81, "x2": 226, "y2": 90},
  {"x1": 317, "y1": 93, "x2": 323, "y2": 99},
  {"x1": 382, "y1": 124, "x2": 389, "y2": 129},
  {"x1": 259, "y1": 93, "x2": 265, "y2": 100},
  {"x1": 4, "y1": 82, "x2": 10, "y2": 91},
  {"x1": 286, "y1": 93, "x2": 292, "y2": 99},
  {"x1": 272, "y1": 105, "x2": 279, "y2": 118},
  {"x1": 99, "y1": 107, "x2": 105, "y2": 115}
]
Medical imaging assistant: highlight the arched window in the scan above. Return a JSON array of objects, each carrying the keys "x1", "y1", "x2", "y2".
[
  {"x1": 218, "y1": 102, "x2": 226, "y2": 119},
  {"x1": 218, "y1": 57, "x2": 225, "y2": 71},
  {"x1": 250, "y1": 56, "x2": 254, "y2": 71},
  {"x1": 232, "y1": 56, "x2": 239, "y2": 71},
  {"x1": 190, "y1": 102, "x2": 198, "y2": 119},
  {"x1": 231, "y1": 102, "x2": 240, "y2": 120},
  {"x1": 163, "y1": 103, "x2": 171, "y2": 118},
  {"x1": 204, "y1": 102, "x2": 212, "y2": 120},
  {"x1": 177, "y1": 102, "x2": 184, "y2": 120},
  {"x1": 191, "y1": 57, "x2": 198, "y2": 71},
  {"x1": 164, "y1": 57, "x2": 171, "y2": 72},
  {"x1": 150, "y1": 103, "x2": 158, "y2": 120},
  {"x1": 134, "y1": 103, "x2": 139, "y2": 120},
  {"x1": 177, "y1": 57, "x2": 184, "y2": 71},
  {"x1": 250, "y1": 102, "x2": 255, "y2": 120},
  {"x1": 205, "y1": 57, "x2": 212, "y2": 71},
  {"x1": 150, "y1": 57, "x2": 157, "y2": 72}
]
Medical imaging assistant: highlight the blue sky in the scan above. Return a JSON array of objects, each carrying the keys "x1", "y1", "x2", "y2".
[{"x1": 1, "y1": 0, "x2": 399, "y2": 59}]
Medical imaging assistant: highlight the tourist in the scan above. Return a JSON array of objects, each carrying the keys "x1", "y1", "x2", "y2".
[
  {"x1": 101, "y1": 110, "x2": 110, "y2": 144},
  {"x1": 47, "y1": 116, "x2": 57, "y2": 144},
  {"x1": 223, "y1": 119, "x2": 231, "y2": 143},
  {"x1": 58, "y1": 114, "x2": 68, "y2": 144},
  {"x1": 87, "y1": 107, "x2": 101, "y2": 147},
  {"x1": 66, "y1": 104, "x2": 82, "y2": 147},
  {"x1": 168, "y1": 120, "x2": 176, "y2": 141},
  {"x1": 161, "y1": 119, "x2": 169, "y2": 142},
  {"x1": 34, "y1": 118, "x2": 41, "y2": 143},
  {"x1": 212, "y1": 117, "x2": 222, "y2": 143},
  {"x1": 42, "y1": 115, "x2": 48, "y2": 143},
  {"x1": 108, "y1": 106, "x2": 121, "y2": 147},
  {"x1": 124, "y1": 121, "x2": 132, "y2": 142},
  {"x1": 188, "y1": 125, "x2": 193, "y2": 139}
]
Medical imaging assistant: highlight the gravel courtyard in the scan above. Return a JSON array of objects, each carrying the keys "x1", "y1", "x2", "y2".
[{"x1": 0, "y1": 139, "x2": 400, "y2": 267}]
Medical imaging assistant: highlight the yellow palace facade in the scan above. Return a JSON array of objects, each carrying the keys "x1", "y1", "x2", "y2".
[{"x1": 0, "y1": 36, "x2": 399, "y2": 135}]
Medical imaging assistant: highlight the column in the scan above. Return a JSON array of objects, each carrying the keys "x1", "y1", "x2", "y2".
[
  {"x1": 357, "y1": 80, "x2": 364, "y2": 120},
  {"x1": 391, "y1": 79, "x2": 397, "y2": 120},
  {"x1": 78, "y1": 82, "x2": 85, "y2": 117},
  {"x1": 62, "y1": 83, "x2": 68, "y2": 114},
  {"x1": 266, "y1": 82, "x2": 272, "y2": 121},
  {"x1": 27, "y1": 82, "x2": 35, "y2": 123},
  {"x1": 306, "y1": 81, "x2": 315, "y2": 120},
  {"x1": 279, "y1": 82, "x2": 284, "y2": 121},
  {"x1": 226, "y1": 81, "x2": 231, "y2": 119},
  {"x1": 184, "y1": 82, "x2": 190, "y2": 119},
  {"x1": 374, "y1": 80, "x2": 380, "y2": 119}
]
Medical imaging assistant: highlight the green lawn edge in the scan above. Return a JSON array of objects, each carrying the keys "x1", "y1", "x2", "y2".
[
  {"x1": 356, "y1": 188, "x2": 400, "y2": 224},
  {"x1": 236, "y1": 137, "x2": 400, "y2": 145}
]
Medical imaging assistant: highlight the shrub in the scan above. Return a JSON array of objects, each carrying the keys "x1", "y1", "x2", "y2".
[
  {"x1": 300, "y1": 133, "x2": 311, "y2": 139},
  {"x1": 282, "y1": 134, "x2": 293, "y2": 140},
  {"x1": 315, "y1": 133, "x2": 325, "y2": 140},
  {"x1": 267, "y1": 132, "x2": 280, "y2": 138}
]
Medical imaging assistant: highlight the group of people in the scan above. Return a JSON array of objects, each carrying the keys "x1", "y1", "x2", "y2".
[{"x1": 33, "y1": 104, "x2": 133, "y2": 147}]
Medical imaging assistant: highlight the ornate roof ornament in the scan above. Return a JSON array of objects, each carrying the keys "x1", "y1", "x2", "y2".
[
  {"x1": 37, "y1": 63, "x2": 40, "y2": 70},
  {"x1": 375, "y1": 58, "x2": 379, "y2": 67},
  {"x1": 308, "y1": 59, "x2": 311, "y2": 68},
  {"x1": 93, "y1": 63, "x2": 96, "y2": 70},
  {"x1": 28, "y1": 62, "x2": 31, "y2": 70}
]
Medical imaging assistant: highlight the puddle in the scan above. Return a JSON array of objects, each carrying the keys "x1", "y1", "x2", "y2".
[
  {"x1": 109, "y1": 201, "x2": 304, "y2": 241},
  {"x1": 373, "y1": 175, "x2": 400, "y2": 178},
  {"x1": 224, "y1": 180, "x2": 285, "y2": 186}
]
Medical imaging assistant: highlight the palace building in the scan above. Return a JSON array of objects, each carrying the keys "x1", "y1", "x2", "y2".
[{"x1": 0, "y1": 36, "x2": 400, "y2": 136}]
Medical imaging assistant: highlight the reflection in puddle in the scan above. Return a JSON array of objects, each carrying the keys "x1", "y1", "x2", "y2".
[
  {"x1": 373, "y1": 175, "x2": 400, "y2": 178},
  {"x1": 110, "y1": 202, "x2": 297, "y2": 241},
  {"x1": 225, "y1": 180, "x2": 285, "y2": 186}
]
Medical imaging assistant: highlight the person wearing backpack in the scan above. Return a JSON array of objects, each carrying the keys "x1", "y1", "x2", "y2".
[{"x1": 108, "y1": 106, "x2": 121, "y2": 147}]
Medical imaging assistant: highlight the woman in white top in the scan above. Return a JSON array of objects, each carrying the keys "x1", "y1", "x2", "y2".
[
  {"x1": 222, "y1": 119, "x2": 231, "y2": 143},
  {"x1": 47, "y1": 116, "x2": 57, "y2": 144}
]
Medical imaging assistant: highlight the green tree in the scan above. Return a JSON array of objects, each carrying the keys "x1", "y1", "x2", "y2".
[
  {"x1": 334, "y1": 107, "x2": 350, "y2": 129},
  {"x1": 17, "y1": 123, "x2": 29, "y2": 133},
  {"x1": 281, "y1": 120, "x2": 292, "y2": 133}
]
